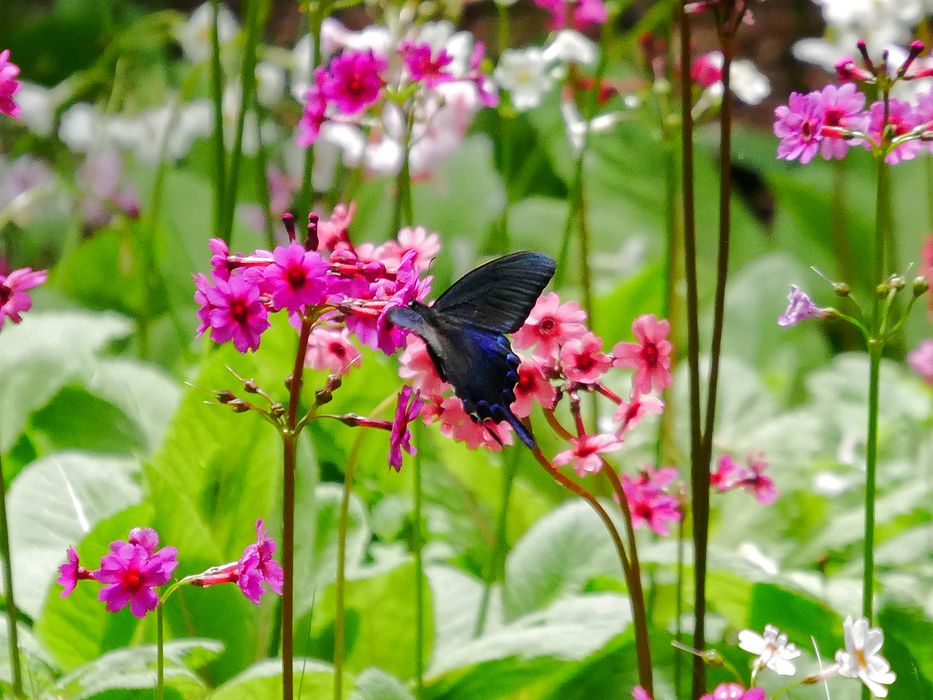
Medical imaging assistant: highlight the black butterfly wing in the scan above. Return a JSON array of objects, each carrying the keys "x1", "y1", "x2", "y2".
[{"x1": 431, "y1": 251, "x2": 556, "y2": 334}]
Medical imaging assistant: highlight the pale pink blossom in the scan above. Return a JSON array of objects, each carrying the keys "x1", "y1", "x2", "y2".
[
  {"x1": 553, "y1": 433, "x2": 621, "y2": 477},
  {"x1": 513, "y1": 292, "x2": 587, "y2": 360},
  {"x1": 612, "y1": 392, "x2": 664, "y2": 439},
  {"x1": 560, "y1": 331, "x2": 611, "y2": 384},
  {"x1": 305, "y1": 328, "x2": 361, "y2": 375},
  {"x1": 612, "y1": 314, "x2": 673, "y2": 394},
  {"x1": 511, "y1": 359, "x2": 557, "y2": 418}
]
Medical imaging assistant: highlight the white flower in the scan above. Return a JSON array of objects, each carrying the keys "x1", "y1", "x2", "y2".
[
  {"x1": 176, "y1": 2, "x2": 239, "y2": 64},
  {"x1": 738, "y1": 624, "x2": 801, "y2": 677},
  {"x1": 255, "y1": 61, "x2": 285, "y2": 107},
  {"x1": 494, "y1": 49, "x2": 552, "y2": 111},
  {"x1": 835, "y1": 616, "x2": 896, "y2": 698},
  {"x1": 60, "y1": 103, "x2": 111, "y2": 153},
  {"x1": 560, "y1": 99, "x2": 625, "y2": 155},
  {"x1": 543, "y1": 30, "x2": 598, "y2": 67},
  {"x1": 15, "y1": 81, "x2": 66, "y2": 136}
]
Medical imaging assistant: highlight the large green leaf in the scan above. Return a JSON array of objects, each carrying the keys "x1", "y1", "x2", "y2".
[
  {"x1": 210, "y1": 658, "x2": 338, "y2": 699},
  {"x1": 350, "y1": 667, "x2": 414, "y2": 700}
]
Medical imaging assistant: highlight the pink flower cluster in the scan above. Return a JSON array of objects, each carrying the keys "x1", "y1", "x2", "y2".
[
  {"x1": 0, "y1": 266, "x2": 47, "y2": 330},
  {"x1": 711, "y1": 452, "x2": 777, "y2": 505},
  {"x1": 0, "y1": 49, "x2": 21, "y2": 118},
  {"x1": 619, "y1": 466, "x2": 683, "y2": 536},
  {"x1": 194, "y1": 208, "x2": 436, "y2": 355},
  {"x1": 699, "y1": 683, "x2": 765, "y2": 700},
  {"x1": 774, "y1": 42, "x2": 933, "y2": 165}
]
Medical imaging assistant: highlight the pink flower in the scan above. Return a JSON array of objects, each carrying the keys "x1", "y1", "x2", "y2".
[
  {"x1": 262, "y1": 242, "x2": 329, "y2": 312},
  {"x1": 237, "y1": 518, "x2": 284, "y2": 604},
  {"x1": 511, "y1": 359, "x2": 557, "y2": 418},
  {"x1": 199, "y1": 269, "x2": 271, "y2": 353},
  {"x1": 632, "y1": 686, "x2": 652, "y2": 700},
  {"x1": 468, "y1": 42, "x2": 499, "y2": 108},
  {"x1": 434, "y1": 396, "x2": 513, "y2": 451},
  {"x1": 321, "y1": 50, "x2": 387, "y2": 115},
  {"x1": 817, "y1": 83, "x2": 868, "y2": 160},
  {"x1": 613, "y1": 392, "x2": 664, "y2": 439},
  {"x1": 712, "y1": 452, "x2": 777, "y2": 504},
  {"x1": 391, "y1": 225, "x2": 441, "y2": 271},
  {"x1": 0, "y1": 266, "x2": 47, "y2": 330},
  {"x1": 316, "y1": 202, "x2": 356, "y2": 251},
  {"x1": 560, "y1": 331, "x2": 611, "y2": 384},
  {"x1": 867, "y1": 98, "x2": 923, "y2": 164},
  {"x1": 57, "y1": 546, "x2": 93, "y2": 598},
  {"x1": 400, "y1": 41, "x2": 455, "y2": 87},
  {"x1": 399, "y1": 336, "x2": 449, "y2": 397},
  {"x1": 389, "y1": 385, "x2": 424, "y2": 471},
  {"x1": 92, "y1": 531, "x2": 178, "y2": 618},
  {"x1": 710, "y1": 453, "x2": 742, "y2": 492},
  {"x1": 612, "y1": 314, "x2": 673, "y2": 394},
  {"x1": 620, "y1": 468, "x2": 682, "y2": 536},
  {"x1": 534, "y1": 0, "x2": 607, "y2": 30},
  {"x1": 699, "y1": 683, "x2": 766, "y2": 700},
  {"x1": 305, "y1": 328, "x2": 361, "y2": 375},
  {"x1": 553, "y1": 433, "x2": 622, "y2": 477},
  {"x1": 774, "y1": 91, "x2": 824, "y2": 164},
  {"x1": 908, "y1": 339, "x2": 933, "y2": 384},
  {"x1": 778, "y1": 284, "x2": 826, "y2": 327},
  {"x1": 0, "y1": 49, "x2": 22, "y2": 118},
  {"x1": 298, "y1": 69, "x2": 328, "y2": 147},
  {"x1": 513, "y1": 292, "x2": 587, "y2": 361},
  {"x1": 691, "y1": 52, "x2": 723, "y2": 88}
]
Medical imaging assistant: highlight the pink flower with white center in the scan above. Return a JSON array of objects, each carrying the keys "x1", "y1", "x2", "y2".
[
  {"x1": 262, "y1": 242, "x2": 329, "y2": 312},
  {"x1": 560, "y1": 331, "x2": 611, "y2": 384},
  {"x1": 612, "y1": 392, "x2": 664, "y2": 439},
  {"x1": 298, "y1": 69, "x2": 328, "y2": 147},
  {"x1": 0, "y1": 266, "x2": 47, "y2": 330},
  {"x1": 534, "y1": 0, "x2": 608, "y2": 30},
  {"x1": 778, "y1": 284, "x2": 828, "y2": 327},
  {"x1": 400, "y1": 41, "x2": 455, "y2": 87},
  {"x1": 399, "y1": 336, "x2": 449, "y2": 397},
  {"x1": 511, "y1": 359, "x2": 557, "y2": 418},
  {"x1": 0, "y1": 49, "x2": 21, "y2": 118},
  {"x1": 237, "y1": 518, "x2": 284, "y2": 604},
  {"x1": 835, "y1": 616, "x2": 896, "y2": 698},
  {"x1": 305, "y1": 327, "x2": 361, "y2": 375},
  {"x1": 612, "y1": 314, "x2": 673, "y2": 394},
  {"x1": 57, "y1": 546, "x2": 93, "y2": 598},
  {"x1": 92, "y1": 531, "x2": 178, "y2": 618},
  {"x1": 699, "y1": 684, "x2": 766, "y2": 700},
  {"x1": 513, "y1": 292, "x2": 587, "y2": 360},
  {"x1": 867, "y1": 98, "x2": 923, "y2": 164},
  {"x1": 389, "y1": 385, "x2": 424, "y2": 471},
  {"x1": 553, "y1": 433, "x2": 621, "y2": 477},
  {"x1": 321, "y1": 49, "x2": 387, "y2": 116},
  {"x1": 619, "y1": 469, "x2": 682, "y2": 536},
  {"x1": 817, "y1": 83, "x2": 868, "y2": 160},
  {"x1": 908, "y1": 339, "x2": 933, "y2": 384},
  {"x1": 433, "y1": 396, "x2": 513, "y2": 451},
  {"x1": 774, "y1": 91, "x2": 824, "y2": 164},
  {"x1": 200, "y1": 269, "x2": 270, "y2": 353}
]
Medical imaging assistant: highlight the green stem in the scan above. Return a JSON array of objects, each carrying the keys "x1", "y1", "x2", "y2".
[
  {"x1": 394, "y1": 108, "x2": 416, "y2": 232},
  {"x1": 495, "y1": 2, "x2": 510, "y2": 58},
  {"x1": 282, "y1": 317, "x2": 314, "y2": 700},
  {"x1": 210, "y1": 0, "x2": 227, "y2": 238},
  {"x1": 299, "y1": 2, "x2": 325, "y2": 213},
  {"x1": 333, "y1": 434, "x2": 363, "y2": 700},
  {"x1": 0, "y1": 453, "x2": 23, "y2": 698},
  {"x1": 413, "y1": 422, "x2": 425, "y2": 698},
  {"x1": 156, "y1": 602, "x2": 164, "y2": 700},
  {"x1": 474, "y1": 449, "x2": 520, "y2": 637}
]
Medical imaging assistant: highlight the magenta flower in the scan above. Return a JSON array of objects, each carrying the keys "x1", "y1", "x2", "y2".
[
  {"x1": 57, "y1": 546, "x2": 93, "y2": 598},
  {"x1": 817, "y1": 83, "x2": 867, "y2": 160},
  {"x1": 513, "y1": 292, "x2": 587, "y2": 361},
  {"x1": 305, "y1": 327, "x2": 362, "y2": 375},
  {"x1": 691, "y1": 52, "x2": 723, "y2": 89},
  {"x1": 0, "y1": 266, "x2": 47, "y2": 330},
  {"x1": 632, "y1": 687, "x2": 652, "y2": 700},
  {"x1": 237, "y1": 519, "x2": 284, "y2": 604},
  {"x1": 511, "y1": 359, "x2": 557, "y2": 418},
  {"x1": 712, "y1": 453, "x2": 777, "y2": 504},
  {"x1": 92, "y1": 532, "x2": 178, "y2": 618},
  {"x1": 612, "y1": 392, "x2": 664, "y2": 439},
  {"x1": 778, "y1": 284, "x2": 826, "y2": 327},
  {"x1": 710, "y1": 453, "x2": 742, "y2": 492},
  {"x1": 262, "y1": 242, "x2": 329, "y2": 312},
  {"x1": 774, "y1": 91, "x2": 824, "y2": 164},
  {"x1": 198, "y1": 269, "x2": 270, "y2": 352},
  {"x1": 619, "y1": 468, "x2": 682, "y2": 536},
  {"x1": 908, "y1": 339, "x2": 933, "y2": 384},
  {"x1": 298, "y1": 69, "x2": 329, "y2": 147},
  {"x1": 400, "y1": 41, "x2": 454, "y2": 87},
  {"x1": 560, "y1": 331, "x2": 612, "y2": 384},
  {"x1": 612, "y1": 314, "x2": 673, "y2": 395},
  {"x1": 389, "y1": 385, "x2": 424, "y2": 472},
  {"x1": 534, "y1": 0, "x2": 607, "y2": 30},
  {"x1": 0, "y1": 49, "x2": 21, "y2": 118},
  {"x1": 699, "y1": 683, "x2": 766, "y2": 700},
  {"x1": 553, "y1": 433, "x2": 622, "y2": 477},
  {"x1": 867, "y1": 98, "x2": 923, "y2": 164},
  {"x1": 320, "y1": 50, "x2": 387, "y2": 115}
]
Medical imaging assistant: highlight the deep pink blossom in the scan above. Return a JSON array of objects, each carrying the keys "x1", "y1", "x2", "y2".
[
  {"x1": 553, "y1": 433, "x2": 621, "y2": 477},
  {"x1": 199, "y1": 269, "x2": 270, "y2": 353},
  {"x1": 0, "y1": 49, "x2": 21, "y2": 118},
  {"x1": 534, "y1": 0, "x2": 607, "y2": 30},
  {"x1": 321, "y1": 50, "x2": 387, "y2": 115},
  {"x1": 867, "y1": 98, "x2": 923, "y2": 164},
  {"x1": 305, "y1": 327, "x2": 362, "y2": 375},
  {"x1": 710, "y1": 453, "x2": 742, "y2": 492},
  {"x1": 612, "y1": 392, "x2": 664, "y2": 439},
  {"x1": 620, "y1": 471, "x2": 682, "y2": 536},
  {"x1": 262, "y1": 242, "x2": 329, "y2": 312},
  {"x1": 298, "y1": 69, "x2": 329, "y2": 147},
  {"x1": 513, "y1": 292, "x2": 587, "y2": 361},
  {"x1": 237, "y1": 519, "x2": 284, "y2": 604},
  {"x1": 560, "y1": 331, "x2": 611, "y2": 384},
  {"x1": 712, "y1": 453, "x2": 777, "y2": 504},
  {"x1": 908, "y1": 339, "x2": 933, "y2": 384},
  {"x1": 432, "y1": 395, "x2": 513, "y2": 451},
  {"x1": 691, "y1": 52, "x2": 723, "y2": 88},
  {"x1": 835, "y1": 55, "x2": 873, "y2": 83},
  {"x1": 57, "y1": 546, "x2": 93, "y2": 598},
  {"x1": 817, "y1": 83, "x2": 868, "y2": 160},
  {"x1": 699, "y1": 683, "x2": 766, "y2": 700},
  {"x1": 468, "y1": 42, "x2": 499, "y2": 108},
  {"x1": 778, "y1": 284, "x2": 826, "y2": 327},
  {"x1": 511, "y1": 359, "x2": 557, "y2": 418},
  {"x1": 209, "y1": 238, "x2": 232, "y2": 281},
  {"x1": 389, "y1": 385, "x2": 424, "y2": 471},
  {"x1": 0, "y1": 267, "x2": 47, "y2": 330},
  {"x1": 612, "y1": 314, "x2": 673, "y2": 394},
  {"x1": 774, "y1": 91, "x2": 824, "y2": 164},
  {"x1": 400, "y1": 41, "x2": 455, "y2": 87},
  {"x1": 399, "y1": 336, "x2": 449, "y2": 397},
  {"x1": 128, "y1": 527, "x2": 160, "y2": 554},
  {"x1": 92, "y1": 532, "x2": 178, "y2": 618}
]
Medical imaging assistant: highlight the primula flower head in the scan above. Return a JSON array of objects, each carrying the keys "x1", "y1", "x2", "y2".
[
  {"x1": 400, "y1": 41, "x2": 455, "y2": 87},
  {"x1": 320, "y1": 49, "x2": 387, "y2": 115},
  {"x1": 237, "y1": 518, "x2": 284, "y2": 604},
  {"x1": 305, "y1": 327, "x2": 362, "y2": 375},
  {"x1": 867, "y1": 98, "x2": 923, "y2": 164},
  {"x1": 738, "y1": 623, "x2": 801, "y2": 676},
  {"x1": 92, "y1": 530, "x2": 178, "y2": 618},
  {"x1": 511, "y1": 359, "x2": 557, "y2": 418},
  {"x1": 619, "y1": 468, "x2": 682, "y2": 536},
  {"x1": 0, "y1": 49, "x2": 22, "y2": 118},
  {"x1": 613, "y1": 392, "x2": 664, "y2": 439},
  {"x1": 199, "y1": 269, "x2": 270, "y2": 352},
  {"x1": 0, "y1": 266, "x2": 47, "y2": 330},
  {"x1": 612, "y1": 314, "x2": 673, "y2": 395},
  {"x1": 262, "y1": 242, "x2": 329, "y2": 312},
  {"x1": 513, "y1": 292, "x2": 587, "y2": 361},
  {"x1": 553, "y1": 433, "x2": 621, "y2": 477},
  {"x1": 389, "y1": 385, "x2": 423, "y2": 471},
  {"x1": 774, "y1": 91, "x2": 824, "y2": 164},
  {"x1": 835, "y1": 616, "x2": 896, "y2": 697},
  {"x1": 817, "y1": 83, "x2": 868, "y2": 160},
  {"x1": 560, "y1": 331, "x2": 611, "y2": 384}
]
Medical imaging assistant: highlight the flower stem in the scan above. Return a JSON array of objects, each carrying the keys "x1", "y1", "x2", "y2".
[
  {"x1": 210, "y1": 0, "x2": 227, "y2": 240},
  {"x1": 333, "y1": 433, "x2": 363, "y2": 700},
  {"x1": 299, "y1": 1, "x2": 324, "y2": 213},
  {"x1": 156, "y1": 601, "x2": 164, "y2": 700},
  {"x1": 282, "y1": 316, "x2": 314, "y2": 700},
  {"x1": 0, "y1": 453, "x2": 23, "y2": 699},
  {"x1": 413, "y1": 422, "x2": 425, "y2": 697}
]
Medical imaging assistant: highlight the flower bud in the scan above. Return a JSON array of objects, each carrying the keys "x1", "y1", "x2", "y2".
[
  {"x1": 214, "y1": 389, "x2": 236, "y2": 404},
  {"x1": 913, "y1": 276, "x2": 930, "y2": 296},
  {"x1": 700, "y1": 649, "x2": 724, "y2": 667},
  {"x1": 888, "y1": 275, "x2": 905, "y2": 291},
  {"x1": 876, "y1": 281, "x2": 890, "y2": 297},
  {"x1": 833, "y1": 282, "x2": 851, "y2": 297},
  {"x1": 228, "y1": 399, "x2": 250, "y2": 413},
  {"x1": 270, "y1": 403, "x2": 285, "y2": 418},
  {"x1": 315, "y1": 389, "x2": 333, "y2": 405},
  {"x1": 243, "y1": 379, "x2": 259, "y2": 393}
]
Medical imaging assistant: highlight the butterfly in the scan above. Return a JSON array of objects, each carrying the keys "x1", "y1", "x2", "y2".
[{"x1": 387, "y1": 251, "x2": 557, "y2": 449}]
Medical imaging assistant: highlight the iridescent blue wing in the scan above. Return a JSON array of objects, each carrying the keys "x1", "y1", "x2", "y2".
[{"x1": 431, "y1": 251, "x2": 556, "y2": 334}]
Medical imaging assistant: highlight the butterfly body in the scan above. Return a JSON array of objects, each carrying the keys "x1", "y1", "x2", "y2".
[{"x1": 388, "y1": 251, "x2": 556, "y2": 448}]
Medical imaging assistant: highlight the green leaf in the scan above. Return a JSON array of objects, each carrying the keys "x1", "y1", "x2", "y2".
[
  {"x1": 350, "y1": 667, "x2": 414, "y2": 700},
  {"x1": 210, "y1": 658, "x2": 339, "y2": 699},
  {"x1": 746, "y1": 583, "x2": 838, "y2": 654}
]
